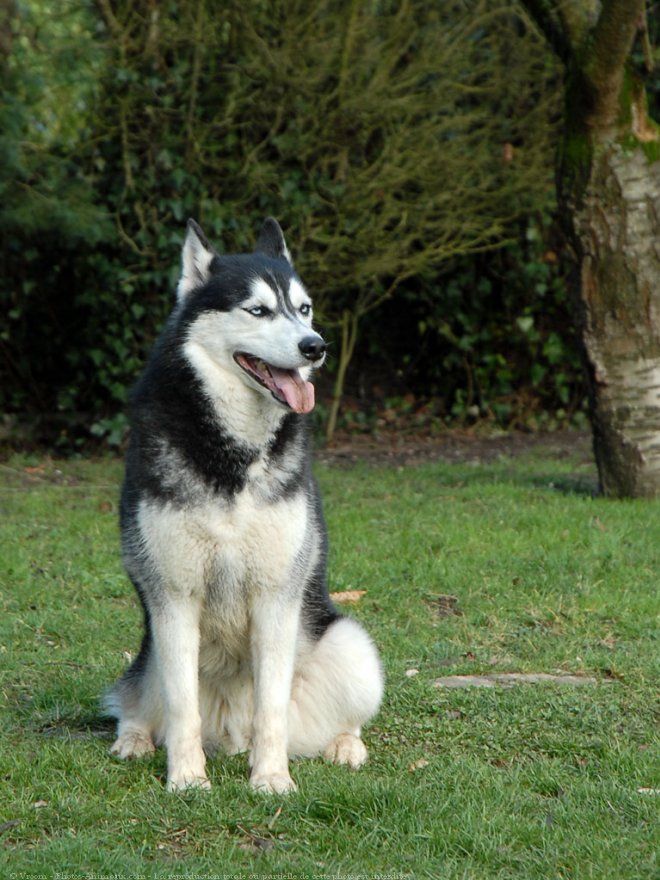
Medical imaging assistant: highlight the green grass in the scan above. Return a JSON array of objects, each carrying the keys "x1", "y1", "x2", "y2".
[{"x1": 0, "y1": 444, "x2": 658, "y2": 879}]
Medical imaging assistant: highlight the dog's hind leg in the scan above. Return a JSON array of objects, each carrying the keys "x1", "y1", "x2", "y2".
[
  {"x1": 288, "y1": 617, "x2": 384, "y2": 766},
  {"x1": 105, "y1": 633, "x2": 161, "y2": 760}
]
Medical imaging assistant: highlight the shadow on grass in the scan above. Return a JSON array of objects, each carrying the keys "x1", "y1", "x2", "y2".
[
  {"x1": 7, "y1": 677, "x2": 115, "y2": 743},
  {"x1": 521, "y1": 472, "x2": 599, "y2": 497},
  {"x1": 433, "y1": 465, "x2": 599, "y2": 497},
  {"x1": 37, "y1": 714, "x2": 116, "y2": 742}
]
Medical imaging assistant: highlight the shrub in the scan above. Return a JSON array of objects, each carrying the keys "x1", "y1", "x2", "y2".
[{"x1": 1, "y1": 0, "x2": 569, "y2": 446}]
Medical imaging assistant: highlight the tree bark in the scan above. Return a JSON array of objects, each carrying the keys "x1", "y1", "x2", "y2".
[
  {"x1": 527, "y1": 0, "x2": 660, "y2": 496},
  {"x1": 570, "y1": 144, "x2": 660, "y2": 496}
]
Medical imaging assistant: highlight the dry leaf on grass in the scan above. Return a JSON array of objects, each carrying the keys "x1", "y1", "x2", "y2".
[
  {"x1": 330, "y1": 590, "x2": 367, "y2": 604},
  {"x1": 409, "y1": 759, "x2": 430, "y2": 772}
]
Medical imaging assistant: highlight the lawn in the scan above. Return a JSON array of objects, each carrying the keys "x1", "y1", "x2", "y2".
[{"x1": 0, "y1": 439, "x2": 658, "y2": 879}]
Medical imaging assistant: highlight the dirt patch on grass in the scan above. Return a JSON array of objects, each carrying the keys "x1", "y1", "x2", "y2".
[
  {"x1": 433, "y1": 672, "x2": 605, "y2": 688},
  {"x1": 318, "y1": 428, "x2": 594, "y2": 468}
]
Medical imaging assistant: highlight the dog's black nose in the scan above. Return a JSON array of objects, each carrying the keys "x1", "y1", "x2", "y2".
[{"x1": 299, "y1": 335, "x2": 327, "y2": 361}]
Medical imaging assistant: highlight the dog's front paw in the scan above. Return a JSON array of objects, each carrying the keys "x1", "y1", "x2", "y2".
[
  {"x1": 167, "y1": 740, "x2": 210, "y2": 792},
  {"x1": 166, "y1": 771, "x2": 212, "y2": 793},
  {"x1": 110, "y1": 729, "x2": 155, "y2": 760},
  {"x1": 250, "y1": 772, "x2": 297, "y2": 795},
  {"x1": 324, "y1": 733, "x2": 368, "y2": 769}
]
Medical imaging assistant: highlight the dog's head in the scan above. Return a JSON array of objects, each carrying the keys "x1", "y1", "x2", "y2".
[{"x1": 176, "y1": 218, "x2": 326, "y2": 415}]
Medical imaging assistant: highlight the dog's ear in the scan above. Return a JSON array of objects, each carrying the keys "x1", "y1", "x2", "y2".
[
  {"x1": 255, "y1": 217, "x2": 293, "y2": 266},
  {"x1": 177, "y1": 219, "x2": 217, "y2": 301}
]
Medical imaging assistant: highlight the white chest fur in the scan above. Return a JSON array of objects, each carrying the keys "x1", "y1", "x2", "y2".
[{"x1": 137, "y1": 484, "x2": 310, "y2": 604}]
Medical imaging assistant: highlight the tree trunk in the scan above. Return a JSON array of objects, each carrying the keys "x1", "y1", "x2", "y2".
[
  {"x1": 569, "y1": 143, "x2": 660, "y2": 496},
  {"x1": 526, "y1": 0, "x2": 660, "y2": 496}
]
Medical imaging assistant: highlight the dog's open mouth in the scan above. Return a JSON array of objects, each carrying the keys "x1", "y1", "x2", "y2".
[{"x1": 235, "y1": 353, "x2": 315, "y2": 414}]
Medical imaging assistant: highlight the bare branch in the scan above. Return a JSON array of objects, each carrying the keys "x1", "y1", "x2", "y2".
[
  {"x1": 584, "y1": 0, "x2": 645, "y2": 130},
  {"x1": 588, "y1": 0, "x2": 645, "y2": 82}
]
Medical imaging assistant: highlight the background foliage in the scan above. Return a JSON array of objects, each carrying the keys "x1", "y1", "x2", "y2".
[{"x1": 0, "y1": 0, "x2": 586, "y2": 448}]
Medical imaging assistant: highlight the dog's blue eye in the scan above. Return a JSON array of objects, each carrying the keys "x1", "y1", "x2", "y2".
[
  {"x1": 300, "y1": 303, "x2": 312, "y2": 317},
  {"x1": 246, "y1": 306, "x2": 270, "y2": 317}
]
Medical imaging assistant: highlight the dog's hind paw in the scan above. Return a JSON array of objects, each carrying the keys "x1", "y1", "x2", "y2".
[
  {"x1": 323, "y1": 733, "x2": 368, "y2": 769},
  {"x1": 110, "y1": 730, "x2": 155, "y2": 760}
]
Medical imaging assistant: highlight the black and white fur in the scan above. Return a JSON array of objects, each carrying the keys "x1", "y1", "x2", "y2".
[{"x1": 104, "y1": 218, "x2": 384, "y2": 793}]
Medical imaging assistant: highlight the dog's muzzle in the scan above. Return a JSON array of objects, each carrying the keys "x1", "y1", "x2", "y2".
[{"x1": 299, "y1": 334, "x2": 327, "y2": 362}]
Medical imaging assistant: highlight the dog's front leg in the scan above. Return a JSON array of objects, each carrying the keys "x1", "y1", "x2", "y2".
[
  {"x1": 249, "y1": 597, "x2": 300, "y2": 794},
  {"x1": 152, "y1": 597, "x2": 210, "y2": 791}
]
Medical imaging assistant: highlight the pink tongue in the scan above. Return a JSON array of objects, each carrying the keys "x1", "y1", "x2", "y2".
[{"x1": 269, "y1": 366, "x2": 315, "y2": 414}]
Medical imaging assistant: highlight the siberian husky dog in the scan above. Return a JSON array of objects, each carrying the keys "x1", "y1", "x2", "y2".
[{"x1": 104, "y1": 218, "x2": 384, "y2": 793}]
